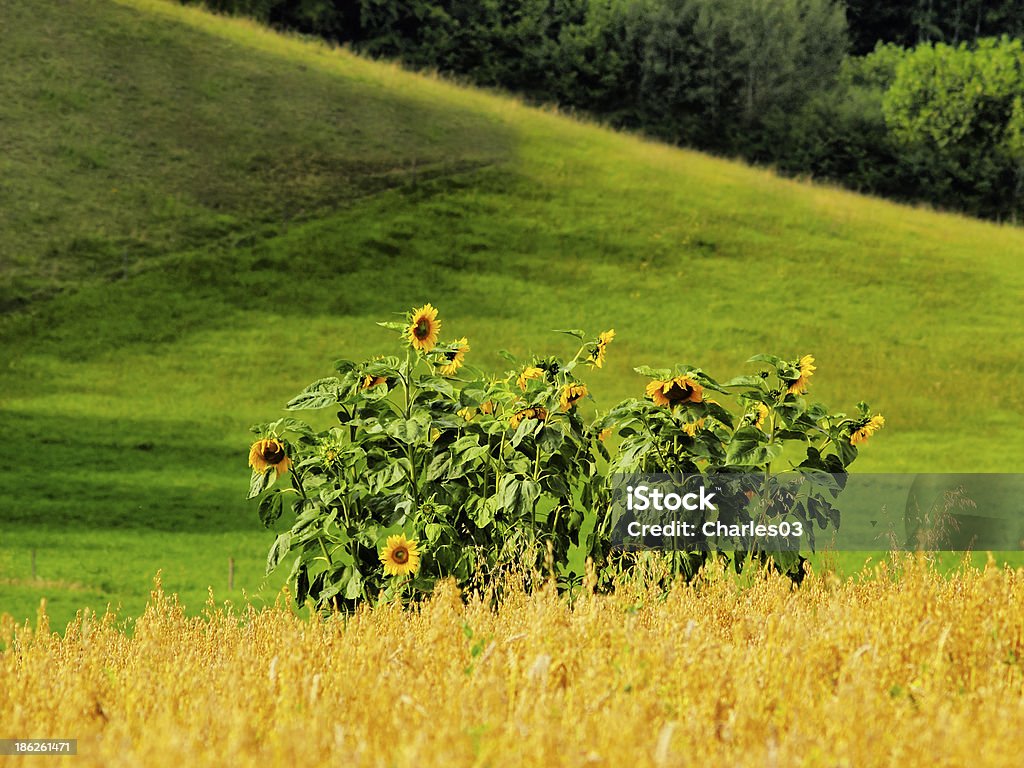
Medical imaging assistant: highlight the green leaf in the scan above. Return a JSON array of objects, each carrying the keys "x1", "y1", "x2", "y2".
[
  {"x1": 376, "y1": 321, "x2": 407, "y2": 331},
  {"x1": 386, "y1": 417, "x2": 423, "y2": 445},
  {"x1": 425, "y1": 523, "x2": 444, "y2": 544},
  {"x1": 248, "y1": 468, "x2": 274, "y2": 500},
  {"x1": 257, "y1": 490, "x2": 284, "y2": 527},
  {"x1": 345, "y1": 571, "x2": 363, "y2": 601},
  {"x1": 510, "y1": 415, "x2": 540, "y2": 448},
  {"x1": 747, "y1": 354, "x2": 782, "y2": 366},
  {"x1": 721, "y1": 375, "x2": 765, "y2": 388},
  {"x1": 538, "y1": 425, "x2": 565, "y2": 454},
  {"x1": 286, "y1": 378, "x2": 344, "y2": 410},
  {"x1": 490, "y1": 475, "x2": 540, "y2": 523},
  {"x1": 633, "y1": 365, "x2": 672, "y2": 379},
  {"x1": 726, "y1": 428, "x2": 782, "y2": 466},
  {"x1": 702, "y1": 400, "x2": 734, "y2": 428},
  {"x1": 266, "y1": 532, "x2": 292, "y2": 575},
  {"x1": 424, "y1": 452, "x2": 452, "y2": 483},
  {"x1": 553, "y1": 328, "x2": 587, "y2": 340}
]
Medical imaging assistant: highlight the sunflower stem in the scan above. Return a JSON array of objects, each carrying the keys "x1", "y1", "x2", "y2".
[
  {"x1": 318, "y1": 535, "x2": 333, "y2": 567},
  {"x1": 402, "y1": 347, "x2": 421, "y2": 507}
]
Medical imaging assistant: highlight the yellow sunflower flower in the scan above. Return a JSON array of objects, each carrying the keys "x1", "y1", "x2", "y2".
[
  {"x1": 517, "y1": 366, "x2": 544, "y2": 391},
  {"x1": 786, "y1": 354, "x2": 816, "y2": 395},
  {"x1": 380, "y1": 534, "x2": 421, "y2": 577},
  {"x1": 407, "y1": 304, "x2": 441, "y2": 352},
  {"x1": 560, "y1": 383, "x2": 589, "y2": 411},
  {"x1": 645, "y1": 375, "x2": 704, "y2": 408},
  {"x1": 362, "y1": 375, "x2": 389, "y2": 390},
  {"x1": 752, "y1": 402, "x2": 770, "y2": 429},
  {"x1": 509, "y1": 406, "x2": 548, "y2": 429},
  {"x1": 597, "y1": 427, "x2": 613, "y2": 442},
  {"x1": 681, "y1": 418, "x2": 705, "y2": 437},
  {"x1": 590, "y1": 329, "x2": 615, "y2": 368},
  {"x1": 439, "y1": 337, "x2": 470, "y2": 376},
  {"x1": 479, "y1": 400, "x2": 495, "y2": 415},
  {"x1": 248, "y1": 438, "x2": 291, "y2": 475},
  {"x1": 850, "y1": 415, "x2": 885, "y2": 445}
]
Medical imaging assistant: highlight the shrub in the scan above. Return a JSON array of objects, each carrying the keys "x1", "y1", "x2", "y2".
[{"x1": 248, "y1": 305, "x2": 883, "y2": 609}]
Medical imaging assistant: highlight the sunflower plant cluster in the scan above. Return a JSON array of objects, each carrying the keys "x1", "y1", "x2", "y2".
[
  {"x1": 247, "y1": 305, "x2": 617, "y2": 609},
  {"x1": 596, "y1": 353, "x2": 885, "y2": 575},
  {"x1": 248, "y1": 305, "x2": 885, "y2": 607}
]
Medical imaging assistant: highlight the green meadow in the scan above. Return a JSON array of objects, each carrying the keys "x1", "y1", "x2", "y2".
[{"x1": 1, "y1": 0, "x2": 1022, "y2": 629}]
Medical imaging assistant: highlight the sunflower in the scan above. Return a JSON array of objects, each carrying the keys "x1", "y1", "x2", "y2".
[
  {"x1": 645, "y1": 375, "x2": 704, "y2": 408},
  {"x1": 590, "y1": 329, "x2": 615, "y2": 368},
  {"x1": 407, "y1": 304, "x2": 441, "y2": 352},
  {"x1": 850, "y1": 414, "x2": 885, "y2": 445},
  {"x1": 786, "y1": 354, "x2": 816, "y2": 395},
  {"x1": 681, "y1": 418, "x2": 705, "y2": 438},
  {"x1": 751, "y1": 402, "x2": 770, "y2": 429},
  {"x1": 318, "y1": 439, "x2": 344, "y2": 469},
  {"x1": 517, "y1": 366, "x2": 545, "y2": 391},
  {"x1": 439, "y1": 337, "x2": 470, "y2": 376},
  {"x1": 509, "y1": 406, "x2": 548, "y2": 429},
  {"x1": 248, "y1": 438, "x2": 291, "y2": 475},
  {"x1": 380, "y1": 534, "x2": 421, "y2": 577},
  {"x1": 479, "y1": 400, "x2": 495, "y2": 415},
  {"x1": 362, "y1": 374, "x2": 389, "y2": 390},
  {"x1": 560, "y1": 383, "x2": 589, "y2": 411},
  {"x1": 597, "y1": 427, "x2": 613, "y2": 442}
]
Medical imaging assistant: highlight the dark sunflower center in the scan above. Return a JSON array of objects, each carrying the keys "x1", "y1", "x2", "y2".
[
  {"x1": 445, "y1": 350, "x2": 457, "y2": 361},
  {"x1": 665, "y1": 382, "x2": 692, "y2": 402},
  {"x1": 262, "y1": 443, "x2": 285, "y2": 463},
  {"x1": 393, "y1": 547, "x2": 409, "y2": 564},
  {"x1": 414, "y1": 319, "x2": 431, "y2": 339}
]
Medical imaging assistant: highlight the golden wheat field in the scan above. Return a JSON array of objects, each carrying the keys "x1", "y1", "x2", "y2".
[{"x1": 2, "y1": 557, "x2": 1023, "y2": 768}]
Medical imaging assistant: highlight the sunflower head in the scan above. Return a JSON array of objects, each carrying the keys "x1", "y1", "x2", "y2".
[
  {"x1": 517, "y1": 366, "x2": 545, "y2": 391},
  {"x1": 380, "y1": 534, "x2": 421, "y2": 577},
  {"x1": 645, "y1": 375, "x2": 704, "y2": 408},
  {"x1": 751, "y1": 402, "x2": 770, "y2": 429},
  {"x1": 850, "y1": 414, "x2": 885, "y2": 445},
  {"x1": 590, "y1": 329, "x2": 615, "y2": 368},
  {"x1": 681, "y1": 418, "x2": 705, "y2": 438},
  {"x1": 786, "y1": 354, "x2": 816, "y2": 395},
  {"x1": 248, "y1": 438, "x2": 291, "y2": 475},
  {"x1": 318, "y1": 438, "x2": 345, "y2": 469},
  {"x1": 407, "y1": 304, "x2": 441, "y2": 352},
  {"x1": 362, "y1": 374, "x2": 390, "y2": 390},
  {"x1": 560, "y1": 382, "x2": 589, "y2": 411},
  {"x1": 509, "y1": 406, "x2": 548, "y2": 429},
  {"x1": 597, "y1": 427, "x2": 613, "y2": 442},
  {"x1": 438, "y1": 337, "x2": 470, "y2": 376}
]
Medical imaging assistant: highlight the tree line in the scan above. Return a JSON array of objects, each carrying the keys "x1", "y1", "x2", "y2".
[{"x1": 183, "y1": 0, "x2": 1024, "y2": 221}]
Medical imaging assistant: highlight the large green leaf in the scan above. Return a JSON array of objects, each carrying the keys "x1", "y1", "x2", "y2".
[
  {"x1": 726, "y1": 428, "x2": 782, "y2": 467},
  {"x1": 257, "y1": 490, "x2": 284, "y2": 527},
  {"x1": 266, "y1": 532, "x2": 292, "y2": 574},
  {"x1": 248, "y1": 468, "x2": 274, "y2": 499}
]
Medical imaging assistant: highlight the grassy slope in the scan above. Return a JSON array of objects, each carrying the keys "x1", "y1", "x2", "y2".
[{"x1": 1, "y1": 0, "x2": 1022, "y2": 628}]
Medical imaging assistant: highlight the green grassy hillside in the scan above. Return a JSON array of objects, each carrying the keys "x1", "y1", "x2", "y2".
[{"x1": 2, "y1": 0, "x2": 1022, "y2": 628}]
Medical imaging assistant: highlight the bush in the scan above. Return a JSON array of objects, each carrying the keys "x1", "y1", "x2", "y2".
[{"x1": 248, "y1": 305, "x2": 885, "y2": 609}]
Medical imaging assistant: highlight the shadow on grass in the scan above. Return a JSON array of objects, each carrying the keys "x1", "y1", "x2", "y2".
[{"x1": 2, "y1": 410, "x2": 256, "y2": 532}]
